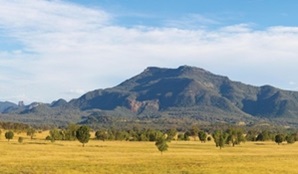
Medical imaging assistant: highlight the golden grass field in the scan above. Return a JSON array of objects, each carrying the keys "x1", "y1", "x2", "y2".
[{"x1": 0, "y1": 131, "x2": 298, "y2": 174}]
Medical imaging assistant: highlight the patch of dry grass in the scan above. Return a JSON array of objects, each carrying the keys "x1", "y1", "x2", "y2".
[{"x1": 0, "y1": 132, "x2": 297, "y2": 173}]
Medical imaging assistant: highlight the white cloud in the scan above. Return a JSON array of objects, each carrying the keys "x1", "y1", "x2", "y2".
[{"x1": 0, "y1": 0, "x2": 298, "y2": 103}]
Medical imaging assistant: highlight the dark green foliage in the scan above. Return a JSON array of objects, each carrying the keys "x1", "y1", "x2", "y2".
[
  {"x1": 183, "y1": 131, "x2": 191, "y2": 141},
  {"x1": 286, "y1": 134, "x2": 295, "y2": 144},
  {"x1": 18, "y1": 137, "x2": 23, "y2": 143},
  {"x1": 198, "y1": 131, "x2": 207, "y2": 143},
  {"x1": 155, "y1": 137, "x2": 168, "y2": 155},
  {"x1": 212, "y1": 130, "x2": 229, "y2": 149},
  {"x1": 45, "y1": 135, "x2": 52, "y2": 141},
  {"x1": 207, "y1": 136, "x2": 212, "y2": 141},
  {"x1": 190, "y1": 126, "x2": 199, "y2": 141},
  {"x1": 275, "y1": 134, "x2": 284, "y2": 145},
  {"x1": 212, "y1": 130, "x2": 227, "y2": 149},
  {"x1": 95, "y1": 130, "x2": 108, "y2": 141},
  {"x1": 226, "y1": 128, "x2": 245, "y2": 146},
  {"x1": 0, "y1": 122, "x2": 30, "y2": 131},
  {"x1": 76, "y1": 125, "x2": 91, "y2": 147},
  {"x1": 115, "y1": 130, "x2": 130, "y2": 141},
  {"x1": 166, "y1": 128, "x2": 177, "y2": 141},
  {"x1": 27, "y1": 127, "x2": 36, "y2": 140},
  {"x1": 256, "y1": 130, "x2": 273, "y2": 141},
  {"x1": 246, "y1": 130, "x2": 258, "y2": 141},
  {"x1": 177, "y1": 133, "x2": 190, "y2": 141},
  {"x1": 63, "y1": 124, "x2": 79, "y2": 141},
  {"x1": 49, "y1": 128, "x2": 62, "y2": 141},
  {"x1": 5, "y1": 131, "x2": 14, "y2": 141}
]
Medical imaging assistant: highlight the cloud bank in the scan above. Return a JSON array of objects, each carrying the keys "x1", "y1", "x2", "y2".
[{"x1": 0, "y1": 0, "x2": 298, "y2": 103}]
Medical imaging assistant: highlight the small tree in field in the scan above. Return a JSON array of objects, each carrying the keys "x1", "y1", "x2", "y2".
[
  {"x1": 95, "y1": 130, "x2": 108, "y2": 141},
  {"x1": 166, "y1": 128, "x2": 177, "y2": 141},
  {"x1": 18, "y1": 137, "x2": 23, "y2": 143},
  {"x1": 76, "y1": 126, "x2": 91, "y2": 147},
  {"x1": 275, "y1": 134, "x2": 284, "y2": 145},
  {"x1": 27, "y1": 127, "x2": 36, "y2": 140},
  {"x1": 49, "y1": 128, "x2": 62, "y2": 141},
  {"x1": 5, "y1": 131, "x2": 14, "y2": 142},
  {"x1": 286, "y1": 134, "x2": 295, "y2": 144},
  {"x1": 198, "y1": 131, "x2": 207, "y2": 143},
  {"x1": 190, "y1": 126, "x2": 199, "y2": 141},
  {"x1": 155, "y1": 137, "x2": 168, "y2": 155},
  {"x1": 212, "y1": 130, "x2": 226, "y2": 149}
]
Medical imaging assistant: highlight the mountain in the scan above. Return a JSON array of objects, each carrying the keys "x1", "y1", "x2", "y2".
[
  {"x1": 2, "y1": 65, "x2": 298, "y2": 128},
  {"x1": 0, "y1": 101, "x2": 17, "y2": 113},
  {"x1": 68, "y1": 65, "x2": 298, "y2": 127}
]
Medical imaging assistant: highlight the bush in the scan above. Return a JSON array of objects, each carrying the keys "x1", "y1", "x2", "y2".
[
  {"x1": 18, "y1": 137, "x2": 23, "y2": 143},
  {"x1": 5, "y1": 131, "x2": 14, "y2": 142}
]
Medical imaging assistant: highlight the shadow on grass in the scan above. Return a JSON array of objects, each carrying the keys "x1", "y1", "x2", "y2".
[{"x1": 18, "y1": 142, "x2": 65, "y2": 146}]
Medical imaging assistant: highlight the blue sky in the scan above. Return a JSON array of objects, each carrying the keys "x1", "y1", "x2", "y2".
[
  {"x1": 1, "y1": 0, "x2": 298, "y2": 103},
  {"x1": 70, "y1": 0, "x2": 298, "y2": 28}
]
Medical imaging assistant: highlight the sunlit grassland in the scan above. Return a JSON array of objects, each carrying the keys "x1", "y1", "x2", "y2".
[{"x1": 0, "y1": 132, "x2": 298, "y2": 173}]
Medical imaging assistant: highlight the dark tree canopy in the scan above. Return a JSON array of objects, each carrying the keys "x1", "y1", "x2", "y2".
[
  {"x1": 286, "y1": 134, "x2": 295, "y2": 144},
  {"x1": 155, "y1": 137, "x2": 168, "y2": 154},
  {"x1": 49, "y1": 128, "x2": 62, "y2": 141},
  {"x1": 166, "y1": 128, "x2": 177, "y2": 141},
  {"x1": 76, "y1": 126, "x2": 91, "y2": 147},
  {"x1": 95, "y1": 130, "x2": 108, "y2": 141},
  {"x1": 275, "y1": 134, "x2": 284, "y2": 145},
  {"x1": 5, "y1": 131, "x2": 14, "y2": 142},
  {"x1": 198, "y1": 131, "x2": 207, "y2": 143},
  {"x1": 212, "y1": 130, "x2": 227, "y2": 149},
  {"x1": 190, "y1": 126, "x2": 199, "y2": 141}
]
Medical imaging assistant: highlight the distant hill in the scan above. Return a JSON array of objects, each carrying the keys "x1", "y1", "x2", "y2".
[
  {"x1": 0, "y1": 101, "x2": 17, "y2": 112},
  {"x1": 2, "y1": 65, "x2": 298, "y2": 128}
]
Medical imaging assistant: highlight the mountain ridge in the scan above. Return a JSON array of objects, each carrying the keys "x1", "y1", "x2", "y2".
[{"x1": 1, "y1": 65, "x2": 298, "y2": 128}]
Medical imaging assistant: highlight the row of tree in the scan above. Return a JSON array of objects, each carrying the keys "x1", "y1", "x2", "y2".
[{"x1": 1, "y1": 124, "x2": 297, "y2": 152}]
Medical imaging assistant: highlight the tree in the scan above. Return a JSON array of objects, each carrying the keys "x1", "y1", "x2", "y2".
[
  {"x1": 286, "y1": 134, "x2": 295, "y2": 144},
  {"x1": 155, "y1": 137, "x2": 168, "y2": 155},
  {"x1": 18, "y1": 137, "x2": 23, "y2": 143},
  {"x1": 76, "y1": 126, "x2": 91, "y2": 147},
  {"x1": 256, "y1": 130, "x2": 271, "y2": 141},
  {"x1": 246, "y1": 130, "x2": 258, "y2": 141},
  {"x1": 166, "y1": 128, "x2": 177, "y2": 141},
  {"x1": 95, "y1": 130, "x2": 108, "y2": 141},
  {"x1": 64, "y1": 123, "x2": 79, "y2": 141},
  {"x1": 27, "y1": 127, "x2": 36, "y2": 140},
  {"x1": 226, "y1": 128, "x2": 245, "y2": 146},
  {"x1": 190, "y1": 126, "x2": 199, "y2": 141},
  {"x1": 212, "y1": 130, "x2": 227, "y2": 149},
  {"x1": 5, "y1": 131, "x2": 14, "y2": 142},
  {"x1": 275, "y1": 134, "x2": 284, "y2": 145},
  {"x1": 49, "y1": 128, "x2": 62, "y2": 141},
  {"x1": 183, "y1": 131, "x2": 191, "y2": 141},
  {"x1": 45, "y1": 135, "x2": 55, "y2": 143},
  {"x1": 198, "y1": 131, "x2": 207, "y2": 143}
]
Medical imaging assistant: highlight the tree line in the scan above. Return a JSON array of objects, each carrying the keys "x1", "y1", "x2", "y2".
[{"x1": 0, "y1": 122, "x2": 297, "y2": 153}]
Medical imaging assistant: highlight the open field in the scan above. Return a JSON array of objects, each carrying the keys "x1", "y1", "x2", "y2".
[{"x1": 0, "y1": 132, "x2": 298, "y2": 173}]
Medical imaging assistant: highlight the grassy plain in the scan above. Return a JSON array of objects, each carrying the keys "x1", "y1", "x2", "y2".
[{"x1": 0, "y1": 132, "x2": 297, "y2": 173}]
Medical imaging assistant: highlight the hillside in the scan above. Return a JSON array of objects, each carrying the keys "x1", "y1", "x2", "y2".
[
  {"x1": 68, "y1": 65, "x2": 298, "y2": 127},
  {"x1": 2, "y1": 65, "x2": 298, "y2": 128}
]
